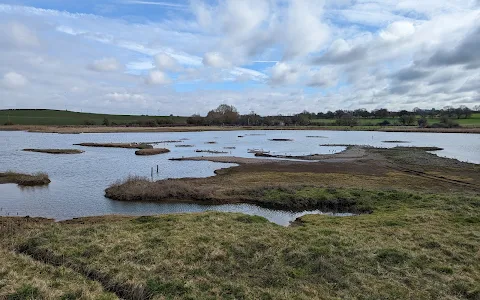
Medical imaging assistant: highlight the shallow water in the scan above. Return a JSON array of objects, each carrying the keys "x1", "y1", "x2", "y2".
[{"x1": 0, "y1": 130, "x2": 478, "y2": 225}]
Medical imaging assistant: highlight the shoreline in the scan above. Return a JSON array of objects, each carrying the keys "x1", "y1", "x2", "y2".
[{"x1": 1, "y1": 124, "x2": 480, "y2": 134}]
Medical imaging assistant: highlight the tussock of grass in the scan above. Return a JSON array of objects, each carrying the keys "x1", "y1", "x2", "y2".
[
  {"x1": 75, "y1": 143, "x2": 153, "y2": 149},
  {"x1": 0, "y1": 172, "x2": 51, "y2": 186},
  {"x1": 23, "y1": 148, "x2": 84, "y2": 154},
  {"x1": 134, "y1": 148, "x2": 170, "y2": 156}
]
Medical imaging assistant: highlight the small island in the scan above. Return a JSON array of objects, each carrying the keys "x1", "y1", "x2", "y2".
[
  {"x1": 135, "y1": 148, "x2": 170, "y2": 156},
  {"x1": 23, "y1": 149, "x2": 84, "y2": 154},
  {"x1": 0, "y1": 171, "x2": 51, "y2": 186}
]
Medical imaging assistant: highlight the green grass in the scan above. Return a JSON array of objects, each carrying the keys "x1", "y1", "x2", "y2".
[
  {"x1": 0, "y1": 109, "x2": 187, "y2": 126},
  {"x1": 311, "y1": 114, "x2": 480, "y2": 126},
  {"x1": 2, "y1": 188, "x2": 478, "y2": 299},
  {"x1": 0, "y1": 248, "x2": 116, "y2": 299}
]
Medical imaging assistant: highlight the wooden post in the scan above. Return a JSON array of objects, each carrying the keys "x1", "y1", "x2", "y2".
[{"x1": 157, "y1": 165, "x2": 159, "y2": 173}]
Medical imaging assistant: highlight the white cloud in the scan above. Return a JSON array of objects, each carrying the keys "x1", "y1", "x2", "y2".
[
  {"x1": 146, "y1": 70, "x2": 171, "y2": 85},
  {"x1": 88, "y1": 57, "x2": 122, "y2": 72},
  {"x1": 202, "y1": 52, "x2": 231, "y2": 68},
  {"x1": 282, "y1": 0, "x2": 330, "y2": 60},
  {"x1": 380, "y1": 21, "x2": 416, "y2": 42},
  {"x1": 270, "y1": 62, "x2": 300, "y2": 85},
  {"x1": 154, "y1": 53, "x2": 179, "y2": 71},
  {"x1": 1, "y1": 72, "x2": 28, "y2": 89},
  {"x1": 0, "y1": 21, "x2": 39, "y2": 49},
  {"x1": 105, "y1": 92, "x2": 146, "y2": 102}
]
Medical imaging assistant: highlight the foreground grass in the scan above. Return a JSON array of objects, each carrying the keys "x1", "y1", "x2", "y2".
[
  {"x1": 4, "y1": 189, "x2": 480, "y2": 299},
  {"x1": 0, "y1": 248, "x2": 115, "y2": 300},
  {"x1": 0, "y1": 171, "x2": 50, "y2": 186}
]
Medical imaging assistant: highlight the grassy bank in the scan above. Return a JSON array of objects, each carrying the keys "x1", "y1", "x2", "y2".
[
  {"x1": 2, "y1": 188, "x2": 480, "y2": 299},
  {"x1": 23, "y1": 148, "x2": 84, "y2": 154},
  {"x1": 0, "y1": 172, "x2": 50, "y2": 186}
]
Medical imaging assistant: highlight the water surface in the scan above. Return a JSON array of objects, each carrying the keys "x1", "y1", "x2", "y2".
[{"x1": 1, "y1": 130, "x2": 478, "y2": 225}]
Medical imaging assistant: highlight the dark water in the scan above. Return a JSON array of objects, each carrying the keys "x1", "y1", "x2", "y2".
[{"x1": 0, "y1": 130, "x2": 478, "y2": 225}]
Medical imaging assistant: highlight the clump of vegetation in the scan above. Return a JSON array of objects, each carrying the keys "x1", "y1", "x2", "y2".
[
  {"x1": 75, "y1": 142, "x2": 153, "y2": 149},
  {"x1": 382, "y1": 141, "x2": 410, "y2": 143},
  {"x1": 205, "y1": 141, "x2": 217, "y2": 144},
  {"x1": 135, "y1": 148, "x2": 170, "y2": 156},
  {"x1": 269, "y1": 138, "x2": 293, "y2": 142},
  {"x1": 105, "y1": 176, "x2": 215, "y2": 202},
  {"x1": 82, "y1": 120, "x2": 96, "y2": 126},
  {"x1": 175, "y1": 144, "x2": 195, "y2": 148},
  {"x1": 23, "y1": 149, "x2": 84, "y2": 154},
  {"x1": 195, "y1": 150, "x2": 228, "y2": 154},
  {"x1": 0, "y1": 172, "x2": 51, "y2": 186}
]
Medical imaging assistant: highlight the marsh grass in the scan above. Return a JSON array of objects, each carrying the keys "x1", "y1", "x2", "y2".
[
  {"x1": 23, "y1": 149, "x2": 84, "y2": 154},
  {"x1": 75, "y1": 143, "x2": 153, "y2": 150},
  {"x1": 195, "y1": 150, "x2": 228, "y2": 154},
  {"x1": 134, "y1": 148, "x2": 170, "y2": 156},
  {"x1": 6, "y1": 188, "x2": 480, "y2": 299},
  {"x1": 105, "y1": 176, "x2": 216, "y2": 202},
  {"x1": 0, "y1": 172, "x2": 51, "y2": 186},
  {"x1": 0, "y1": 248, "x2": 116, "y2": 300}
]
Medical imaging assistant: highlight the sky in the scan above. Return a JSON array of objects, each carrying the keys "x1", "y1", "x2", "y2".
[{"x1": 0, "y1": 0, "x2": 479, "y2": 116}]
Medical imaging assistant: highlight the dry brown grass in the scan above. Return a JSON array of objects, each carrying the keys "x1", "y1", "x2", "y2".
[
  {"x1": 74, "y1": 143, "x2": 153, "y2": 149},
  {"x1": 134, "y1": 148, "x2": 170, "y2": 156},
  {"x1": 23, "y1": 148, "x2": 84, "y2": 154},
  {"x1": 0, "y1": 172, "x2": 51, "y2": 186},
  {"x1": 105, "y1": 176, "x2": 216, "y2": 202}
]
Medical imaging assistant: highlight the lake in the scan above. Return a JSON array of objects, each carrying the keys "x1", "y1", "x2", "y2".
[{"x1": 1, "y1": 130, "x2": 479, "y2": 225}]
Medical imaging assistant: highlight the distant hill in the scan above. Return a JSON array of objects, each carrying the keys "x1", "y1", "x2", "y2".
[{"x1": 0, "y1": 109, "x2": 187, "y2": 126}]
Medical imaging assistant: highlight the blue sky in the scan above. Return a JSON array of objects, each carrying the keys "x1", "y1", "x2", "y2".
[{"x1": 0, "y1": 0, "x2": 479, "y2": 115}]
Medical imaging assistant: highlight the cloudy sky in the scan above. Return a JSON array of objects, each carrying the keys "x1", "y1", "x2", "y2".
[{"x1": 0, "y1": 0, "x2": 479, "y2": 115}]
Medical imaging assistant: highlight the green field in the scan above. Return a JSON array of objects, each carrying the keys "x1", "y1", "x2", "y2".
[
  {"x1": 0, "y1": 109, "x2": 187, "y2": 126},
  {"x1": 311, "y1": 113, "x2": 480, "y2": 126}
]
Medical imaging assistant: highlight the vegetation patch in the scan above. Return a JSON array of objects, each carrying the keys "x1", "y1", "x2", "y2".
[
  {"x1": 382, "y1": 140, "x2": 410, "y2": 143},
  {"x1": 23, "y1": 149, "x2": 84, "y2": 154},
  {"x1": 195, "y1": 150, "x2": 228, "y2": 154},
  {"x1": 175, "y1": 144, "x2": 194, "y2": 148},
  {"x1": 0, "y1": 172, "x2": 50, "y2": 186},
  {"x1": 269, "y1": 138, "x2": 293, "y2": 141},
  {"x1": 75, "y1": 142, "x2": 153, "y2": 149},
  {"x1": 135, "y1": 148, "x2": 170, "y2": 156},
  {"x1": 105, "y1": 176, "x2": 215, "y2": 202}
]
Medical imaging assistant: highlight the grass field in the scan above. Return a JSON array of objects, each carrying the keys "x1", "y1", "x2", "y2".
[
  {"x1": 2, "y1": 189, "x2": 480, "y2": 299},
  {"x1": 1, "y1": 109, "x2": 479, "y2": 127},
  {"x1": 0, "y1": 109, "x2": 187, "y2": 126},
  {"x1": 311, "y1": 113, "x2": 480, "y2": 126}
]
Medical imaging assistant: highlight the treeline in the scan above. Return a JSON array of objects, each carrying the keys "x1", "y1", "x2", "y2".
[{"x1": 187, "y1": 105, "x2": 480, "y2": 128}]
